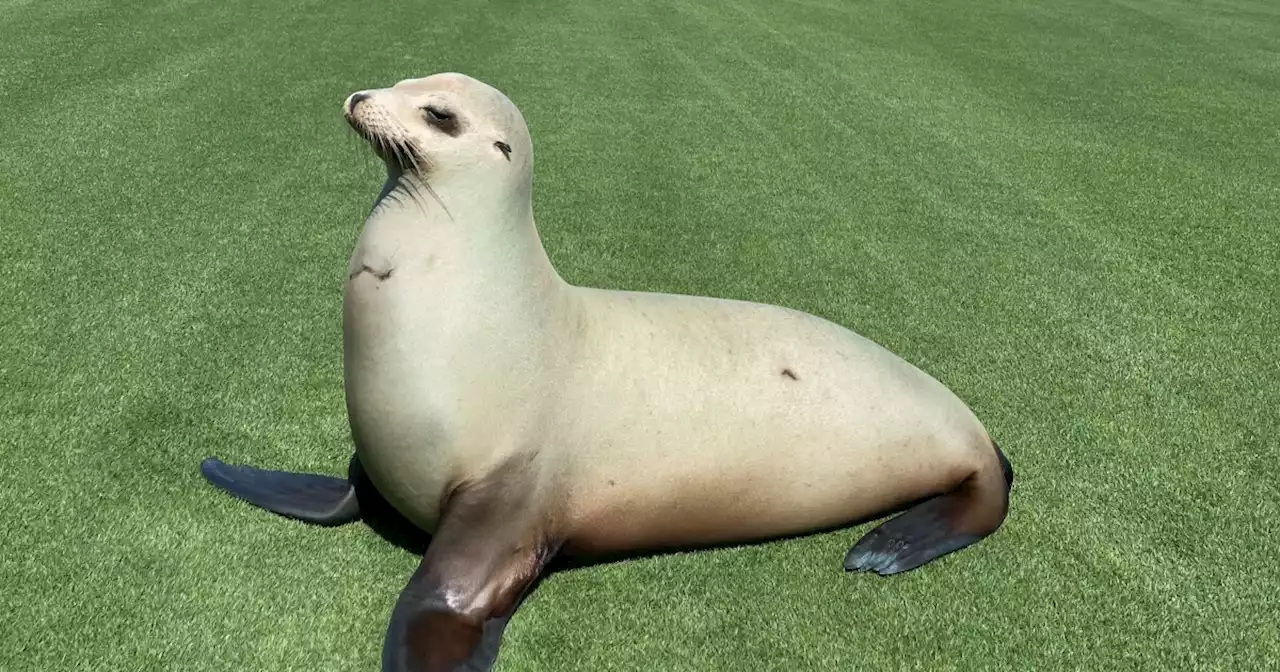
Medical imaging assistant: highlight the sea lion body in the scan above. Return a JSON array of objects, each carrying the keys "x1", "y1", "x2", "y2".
[
  {"x1": 343, "y1": 220, "x2": 995, "y2": 559},
  {"x1": 201, "y1": 72, "x2": 1013, "y2": 672}
]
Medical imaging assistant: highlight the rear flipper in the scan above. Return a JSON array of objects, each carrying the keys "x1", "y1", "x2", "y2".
[
  {"x1": 844, "y1": 441, "x2": 1013, "y2": 576},
  {"x1": 200, "y1": 455, "x2": 361, "y2": 526}
]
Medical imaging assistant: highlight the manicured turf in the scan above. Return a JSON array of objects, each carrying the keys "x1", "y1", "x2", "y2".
[{"x1": 3, "y1": 0, "x2": 1278, "y2": 669}]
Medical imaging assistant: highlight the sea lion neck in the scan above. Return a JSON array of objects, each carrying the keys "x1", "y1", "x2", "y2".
[{"x1": 357, "y1": 171, "x2": 569, "y2": 313}]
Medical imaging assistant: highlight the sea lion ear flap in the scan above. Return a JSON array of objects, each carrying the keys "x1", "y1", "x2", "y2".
[{"x1": 493, "y1": 140, "x2": 512, "y2": 161}]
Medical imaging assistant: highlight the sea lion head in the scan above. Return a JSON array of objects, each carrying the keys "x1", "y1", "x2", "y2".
[{"x1": 343, "y1": 73, "x2": 532, "y2": 207}]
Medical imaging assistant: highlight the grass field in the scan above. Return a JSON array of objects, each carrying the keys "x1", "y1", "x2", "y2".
[{"x1": 3, "y1": 0, "x2": 1278, "y2": 669}]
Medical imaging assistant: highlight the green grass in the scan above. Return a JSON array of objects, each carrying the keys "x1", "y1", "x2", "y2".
[{"x1": 3, "y1": 0, "x2": 1278, "y2": 669}]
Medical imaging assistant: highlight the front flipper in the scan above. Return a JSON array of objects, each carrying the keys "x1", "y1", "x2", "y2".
[
  {"x1": 382, "y1": 482, "x2": 556, "y2": 671},
  {"x1": 200, "y1": 455, "x2": 361, "y2": 526}
]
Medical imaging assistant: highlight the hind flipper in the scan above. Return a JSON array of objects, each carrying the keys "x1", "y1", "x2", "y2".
[
  {"x1": 200, "y1": 456, "x2": 361, "y2": 526},
  {"x1": 843, "y1": 494, "x2": 983, "y2": 576},
  {"x1": 845, "y1": 442, "x2": 1012, "y2": 576}
]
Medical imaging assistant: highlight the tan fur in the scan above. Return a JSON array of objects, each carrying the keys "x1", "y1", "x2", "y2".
[{"x1": 340, "y1": 73, "x2": 1004, "y2": 557}]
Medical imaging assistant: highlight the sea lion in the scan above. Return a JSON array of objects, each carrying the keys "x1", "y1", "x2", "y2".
[{"x1": 199, "y1": 72, "x2": 1014, "y2": 672}]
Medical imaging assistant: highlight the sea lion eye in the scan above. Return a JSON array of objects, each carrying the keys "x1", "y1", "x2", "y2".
[
  {"x1": 422, "y1": 105, "x2": 461, "y2": 136},
  {"x1": 423, "y1": 106, "x2": 454, "y2": 123}
]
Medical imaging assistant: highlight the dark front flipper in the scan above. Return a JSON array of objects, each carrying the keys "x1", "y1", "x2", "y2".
[
  {"x1": 200, "y1": 456, "x2": 361, "y2": 526},
  {"x1": 844, "y1": 443, "x2": 1012, "y2": 576},
  {"x1": 382, "y1": 481, "x2": 556, "y2": 671}
]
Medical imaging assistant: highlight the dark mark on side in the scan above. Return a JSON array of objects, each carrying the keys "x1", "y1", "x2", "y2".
[{"x1": 781, "y1": 369, "x2": 798, "y2": 380}]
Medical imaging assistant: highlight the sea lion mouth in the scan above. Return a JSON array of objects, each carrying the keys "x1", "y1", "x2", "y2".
[
  {"x1": 345, "y1": 114, "x2": 425, "y2": 175},
  {"x1": 343, "y1": 94, "x2": 425, "y2": 175}
]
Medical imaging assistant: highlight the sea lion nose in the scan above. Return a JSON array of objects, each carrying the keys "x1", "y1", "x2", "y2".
[{"x1": 347, "y1": 92, "x2": 370, "y2": 113}]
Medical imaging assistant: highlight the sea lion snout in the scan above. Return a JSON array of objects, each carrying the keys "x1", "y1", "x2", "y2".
[
  {"x1": 342, "y1": 93, "x2": 426, "y2": 177},
  {"x1": 345, "y1": 91, "x2": 371, "y2": 115}
]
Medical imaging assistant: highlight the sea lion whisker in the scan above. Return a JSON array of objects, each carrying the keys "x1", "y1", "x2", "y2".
[
  {"x1": 403, "y1": 142, "x2": 425, "y2": 176},
  {"x1": 389, "y1": 141, "x2": 407, "y2": 172},
  {"x1": 414, "y1": 178, "x2": 453, "y2": 221},
  {"x1": 405, "y1": 178, "x2": 435, "y2": 219},
  {"x1": 398, "y1": 143, "x2": 448, "y2": 219},
  {"x1": 396, "y1": 141, "x2": 416, "y2": 175},
  {"x1": 396, "y1": 139, "x2": 415, "y2": 171},
  {"x1": 395, "y1": 177, "x2": 426, "y2": 216}
]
